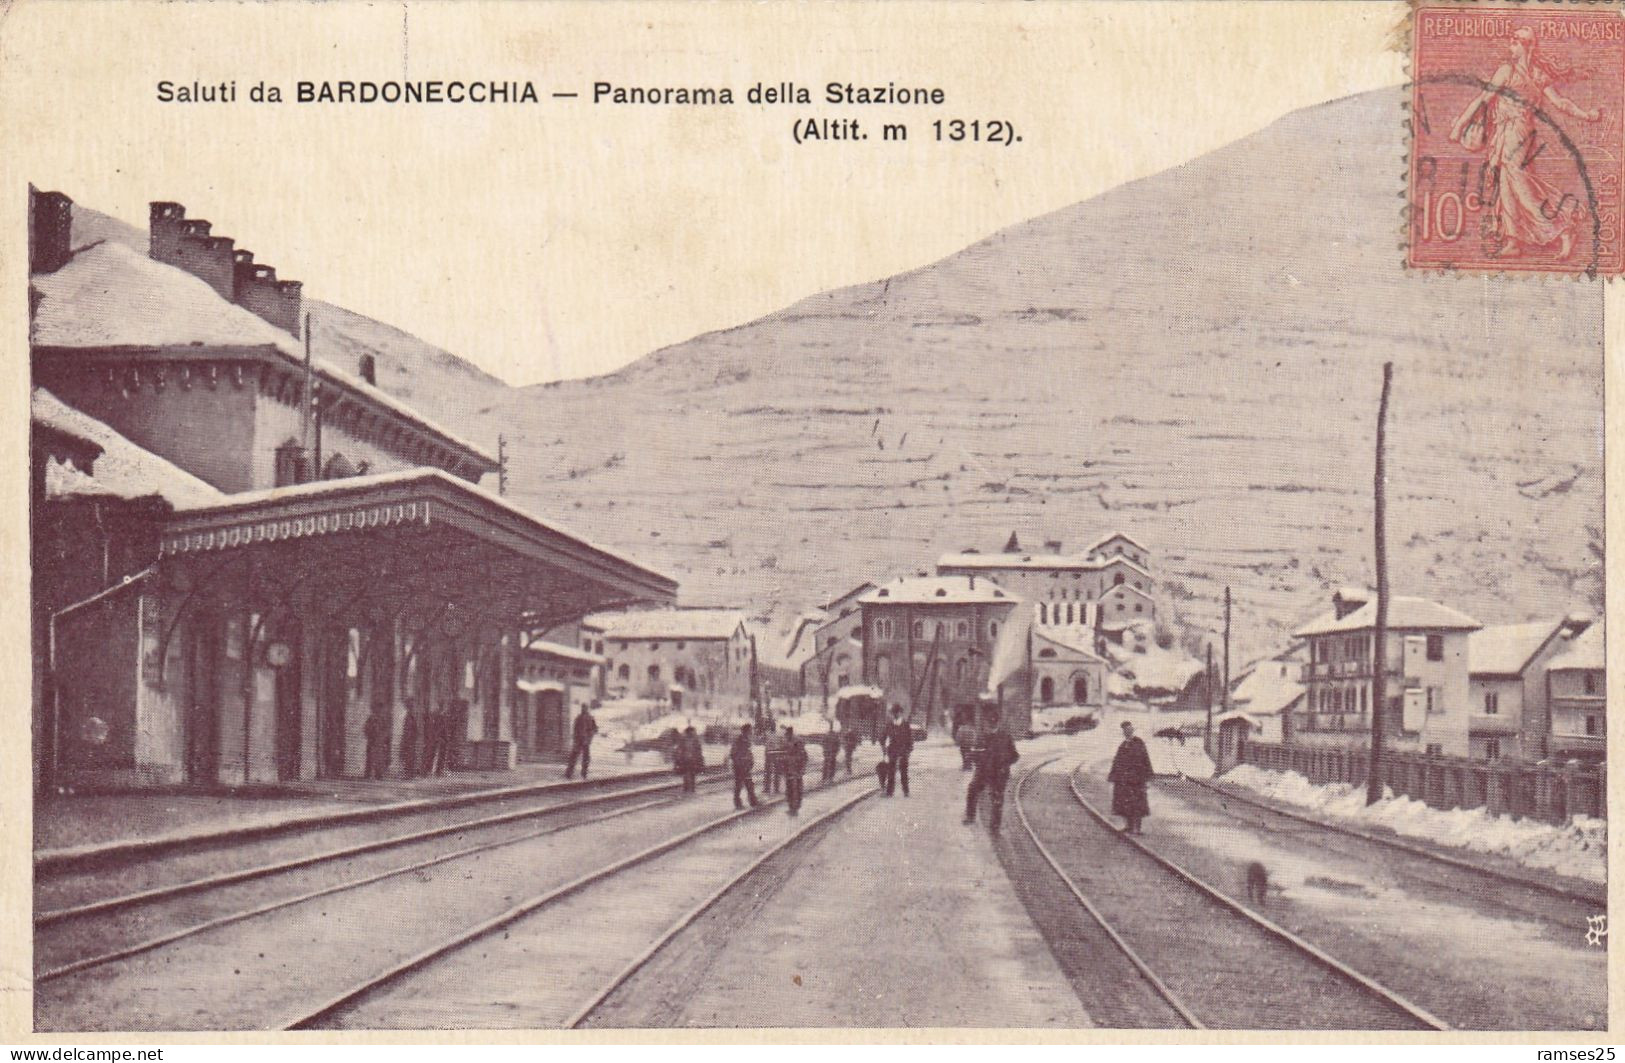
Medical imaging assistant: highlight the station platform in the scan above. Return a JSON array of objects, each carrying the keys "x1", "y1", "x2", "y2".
[{"x1": 34, "y1": 748, "x2": 676, "y2": 862}]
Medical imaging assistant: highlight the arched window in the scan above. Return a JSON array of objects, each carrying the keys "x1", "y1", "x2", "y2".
[
  {"x1": 989, "y1": 621, "x2": 999, "y2": 638},
  {"x1": 956, "y1": 621, "x2": 969, "y2": 640},
  {"x1": 1039, "y1": 603, "x2": 1048, "y2": 624},
  {"x1": 647, "y1": 664, "x2": 661, "y2": 681},
  {"x1": 1038, "y1": 648, "x2": 1057, "y2": 659},
  {"x1": 1039, "y1": 677, "x2": 1055, "y2": 703},
  {"x1": 912, "y1": 620, "x2": 924, "y2": 639},
  {"x1": 1065, "y1": 604, "x2": 1074, "y2": 624},
  {"x1": 1073, "y1": 675, "x2": 1089, "y2": 703},
  {"x1": 618, "y1": 663, "x2": 630, "y2": 680}
]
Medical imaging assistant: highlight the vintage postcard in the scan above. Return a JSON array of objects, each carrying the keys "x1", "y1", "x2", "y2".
[{"x1": 0, "y1": 0, "x2": 1616, "y2": 1045}]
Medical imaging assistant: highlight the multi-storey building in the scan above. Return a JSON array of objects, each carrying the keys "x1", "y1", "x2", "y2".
[
  {"x1": 1290, "y1": 589, "x2": 1481, "y2": 758},
  {"x1": 573, "y1": 609, "x2": 755, "y2": 712},
  {"x1": 857, "y1": 575, "x2": 1030, "y2": 735},
  {"x1": 1467, "y1": 617, "x2": 1592, "y2": 762},
  {"x1": 31, "y1": 190, "x2": 676, "y2": 790},
  {"x1": 1546, "y1": 623, "x2": 1604, "y2": 764},
  {"x1": 936, "y1": 531, "x2": 1155, "y2": 631}
]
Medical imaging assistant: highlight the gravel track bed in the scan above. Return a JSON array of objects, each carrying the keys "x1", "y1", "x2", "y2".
[
  {"x1": 1021, "y1": 767, "x2": 1426, "y2": 1030},
  {"x1": 1074, "y1": 770, "x2": 1606, "y2": 1031}
]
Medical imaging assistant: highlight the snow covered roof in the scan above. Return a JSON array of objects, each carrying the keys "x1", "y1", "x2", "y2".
[
  {"x1": 821, "y1": 583, "x2": 875, "y2": 612},
  {"x1": 522, "y1": 639, "x2": 603, "y2": 665},
  {"x1": 1294, "y1": 596, "x2": 1481, "y2": 637},
  {"x1": 1035, "y1": 629, "x2": 1107, "y2": 663},
  {"x1": 939, "y1": 551, "x2": 1100, "y2": 571},
  {"x1": 1468, "y1": 620, "x2": 1565, "y2": 677},
  {"x1": 516, "y1": 678, "x2": 567, "y2": 693},
  {"x1": 34, "y1": 387, "x2": 225, "y2": 507},
  {"x1": 584, "y1": 609, "x2": 746, "y2": 641},
  {"x1": 834, "y1": 685, "x2": 884, "y2": 701},
  {"x1": 1548, "y1": 624, "x2": 1604, "y2": 672},
  {"x1": 31, "y1": 241, "x2": 496, "y2": 467},
  {"x1": 1083, "y1": 532, "x2": 1150, "y2": 555},
  {"x1": 165, "y1": 466, "x2": 672, "y2": 589},
  {"x1": 859, "y1": 574, "x2": 1019, "y2": 605},
  {"x1": 1230, "y1": 659, "x2": 1304, "y2": 716}
]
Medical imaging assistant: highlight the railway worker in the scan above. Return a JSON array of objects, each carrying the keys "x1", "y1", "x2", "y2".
[
  {"x1": 400, "y1": 700, "x2": 421, "y2": 777},
  {"x1": 1107, "y1": 720, "x2": 1154, "y2": 835},
  {"x1": 676, "y1": 725, "x2": 704, "y2": 793},
  {"x1": 566, "y1": 703, "x2": 598, "y2": 780},
  {"x1": 842, "y1": 725, "x2": 860, "y2": 775},
  {"x1": 730, "y1": 724, "x2": 761, "y2": 809},
  {"x1": 363, "y1": 707, "x2": 390, "y2": 780},
  {"x1": 955, "y1": 707, "x2": 981, "y2": 772},
  {"x1": 820, "y1": 725, "x2": 840, "y2": 783},
  {"x1": 963, "y1": 706, "x2": 1020, "y2": 831},
  {"x1": 881, "y1": 706, "x2": 914, "y2": 797},
  {"x1": 782, "y1": 726, "x2": 809, "y2": 815}
]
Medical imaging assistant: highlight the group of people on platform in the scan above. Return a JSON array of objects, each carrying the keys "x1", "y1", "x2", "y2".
[
  {"x1": 361, "y1": 698, "x2": 468, "y2": 780},
  {"x1": 560, "y1": 703, "x2": 1156, "y2": 837}
]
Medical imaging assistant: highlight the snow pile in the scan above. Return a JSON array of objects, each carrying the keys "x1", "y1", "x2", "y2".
[
  {"x1": 35, "y1": 388, "x2": 225, "y2": 507},
  {"x1": 1100, "y1": 622, "x2": 1202, "y2": 697},
  {"x1": 1224, "y1": 765, "x2": 1606, "y2": 884}
]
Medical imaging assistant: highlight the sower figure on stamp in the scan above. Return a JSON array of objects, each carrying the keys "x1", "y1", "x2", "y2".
[
  {"x1": 566, "y1": 703, "x2": 597, "y2": 779},
  {"x1": 1108, "y1": 720, "x2": 1153, "y2": 835},
  {"x1": 783, "y1": 726, "x2": 808, "y2": 815},
  {"x1": 730, "y1": 724, "x2": 760, "y2": 810},
  {"x1": 363, "y1": 707, "x2": 390, "y2": 780},
  {"x1": 963, "y1": 706, "x2": 1019, "y2": 831},
  {"x1": 881, "y1": 705, "x2": 914, "y2": 797},
  {"x1": 1450, "y1": 25, "x2": 1603, "y2": 260}
]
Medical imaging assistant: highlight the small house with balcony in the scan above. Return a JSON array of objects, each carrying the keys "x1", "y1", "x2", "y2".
[
  {"x1": 1467, "y1": 616, "x2": 1592, "y2": 763},
  {"x1": 1546, "y1": 623, "x2": 1605, "y2": 764},
  {"x1": 1290, "y1": 589, "x2": 1481, "y2": 758}
]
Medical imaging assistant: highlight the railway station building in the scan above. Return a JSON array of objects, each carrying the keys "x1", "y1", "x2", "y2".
[
  {"x1": 936, "y1": 530, "x2": 1157, "y2": 632},
  {"x1": 856, "y1": 575, "x2": 1032, "y2": 735},
  {"x1": 514, "y1": 640, "x2": 605, "y2": 760},
  {"x1": 30, "y1": 190, "x2": 676, "y2": 792}
]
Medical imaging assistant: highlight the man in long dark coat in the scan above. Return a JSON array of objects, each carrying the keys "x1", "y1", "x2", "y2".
[
  {"x1": 730, "y1": 724, "x2": 760, "y2": 809},
  {"x1": 963, "y1": 706, "x2": 1019, "y2": 830},
  {"x1": 1108, "y1": 720, "x2": 1153, "y2": 834},
  {"x1": 782, "y1": 726, "x2": 808, "y2": 815},
  {"x1": 566, "y1": 704, "x2": 597, "y2": 779},
  {"x1": 881, "y1": 706, "x2": 914, "y2": 797},
  {"x1": 676, "y1": 725, "x2": 704, "y2": 793}
]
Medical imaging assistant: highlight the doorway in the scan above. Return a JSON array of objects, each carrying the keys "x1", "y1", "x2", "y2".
[{"x1": 184, "y1": 613, "x2": 222, "y2": 785}]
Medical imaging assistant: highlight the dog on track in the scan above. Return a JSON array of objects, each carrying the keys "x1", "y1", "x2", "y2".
[{"x1": 1244, "y1": 861, "x2": 1269, "y2": 906}]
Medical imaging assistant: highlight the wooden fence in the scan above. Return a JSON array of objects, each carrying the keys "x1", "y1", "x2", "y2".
[{"x1": 1238, "y1": 742, "x2": 1605, "y2": 824}]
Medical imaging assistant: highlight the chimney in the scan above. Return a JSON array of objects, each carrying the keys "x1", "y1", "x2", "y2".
[
  {"x1": 29, "y1": 187, "x2": 73, "y2": 274},
  {"x1": 1044, "y1": 539, "x2": 1063, "y2": 554},
  {"x1": 358, "y1": 353, "x2": 377, "y2": 386},
  {"x1": 151, "y1": 200, "x2": 303, "y2": 337}
]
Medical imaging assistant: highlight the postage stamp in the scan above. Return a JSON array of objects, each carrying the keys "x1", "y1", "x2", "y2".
[{"x1": 1409, "y1": 5, "x2": 1625, "y2": 275}]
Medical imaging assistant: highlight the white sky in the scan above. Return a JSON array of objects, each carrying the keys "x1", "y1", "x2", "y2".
[{"x1": 3, "y1": 1, "x2": 1405, "y2": 386}]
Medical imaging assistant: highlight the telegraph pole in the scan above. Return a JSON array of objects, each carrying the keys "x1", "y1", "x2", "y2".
[
  {"x1": 1367, "y1": 362, "x2": 1394, "y2": 807},
  {"x1": 498, "y1": 434, "x2": 509, "y2": 496},
  {"x1": 1204, "y1": 643, "x2": 1215, "y2": 754},
  {"x1": 1222, "y1": 586, "x2": 1232, "y2": 712}
]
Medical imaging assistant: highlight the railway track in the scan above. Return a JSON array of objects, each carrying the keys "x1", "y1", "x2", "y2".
[
  {"x1": 36, "y1": 773, "x2": 735, "y2": 984},
  {"x1": 284, "y1": 776, "x2": 876, "y2": 1030},
  {"x1": 1176, "y1": 775, "x2": 1604, "y2": 912},
  {"x1": 1011, "y1": 758, "x2": 1448, "y2": 1031}
]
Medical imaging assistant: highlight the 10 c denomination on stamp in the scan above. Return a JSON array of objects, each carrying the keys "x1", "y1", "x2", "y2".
[{"x1": 1409, "y1": 5, "x2": 1625, "y2": 276}]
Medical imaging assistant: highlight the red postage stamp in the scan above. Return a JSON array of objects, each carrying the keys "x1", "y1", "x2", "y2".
[{"x1": 1409, "y1": 5, "x2": 1625, "y2": 276}]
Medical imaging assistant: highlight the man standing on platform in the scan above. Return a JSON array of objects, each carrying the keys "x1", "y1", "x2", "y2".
[
  {"x1": 730, "y1": 723, "x2": 760, "y2": 810},
  {"x1": 566, "y1": 703, "x2": 598, "y2": 779},
  {"x1": 881, "y1": 705, "x2": 914, "y2": 797},
  {"x1": 363, "y1": 707, "x2": 390, "y2": 780},
  {"x1": 964, "y1": 706, "x2": 1020, "y2": 831},
  {"x1": 783, "y1": 726, "x2": 808, "y2": 815},
  {"x1": 763, "y1": 723, "x2": 786, "y2": 795},
  {"x1": 821, "y1": 725, "x2": 840, "y2": 783},
  {"x1": 1108, "y1": 720, "x2": 1153, "y2": 835}
]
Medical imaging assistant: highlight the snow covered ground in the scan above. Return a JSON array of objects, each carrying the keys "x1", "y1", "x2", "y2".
[{"x1": 1223, "y1": 764, "x2": 1606, "y2": 885}]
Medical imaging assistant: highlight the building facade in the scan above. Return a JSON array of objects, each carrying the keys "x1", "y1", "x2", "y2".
[
  {"x1": 32, "y1": 190, "x2": 677, "y2": 791},
  {"x1": 513, "y1": 640, "x2": 603, "y2": 759},
  {"x1": 857, "y1": 575, "x2": 1030, "y2": 735},
  {"x1": 1290, "y1": 590, "x2": 1481, "y2": 759},
  {"x1": 937, "y1": 531, "x2": 1156, "y2": 632},
  {"x1": 1032, "y1": 629, "x2": 1108, "y2": 710},
  {"x1": 1466, "y1": 617, "x2": 1592, "y2": 762},
  {"x1": 1546, "y1": 623, "x2": 1605, "y2": 764},
  {"x1": 575, "y1": 609, "x2": 756, "y2": 712}
]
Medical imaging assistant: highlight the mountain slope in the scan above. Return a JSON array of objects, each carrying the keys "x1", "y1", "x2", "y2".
[{"x1": 479, "y1": 87, "x2": 1603, "y2": 661}]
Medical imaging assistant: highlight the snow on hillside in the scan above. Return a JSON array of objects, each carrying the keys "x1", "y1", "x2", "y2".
[{"x1": 475, "y1": 86, "x2": 1602, "y2": 657}]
